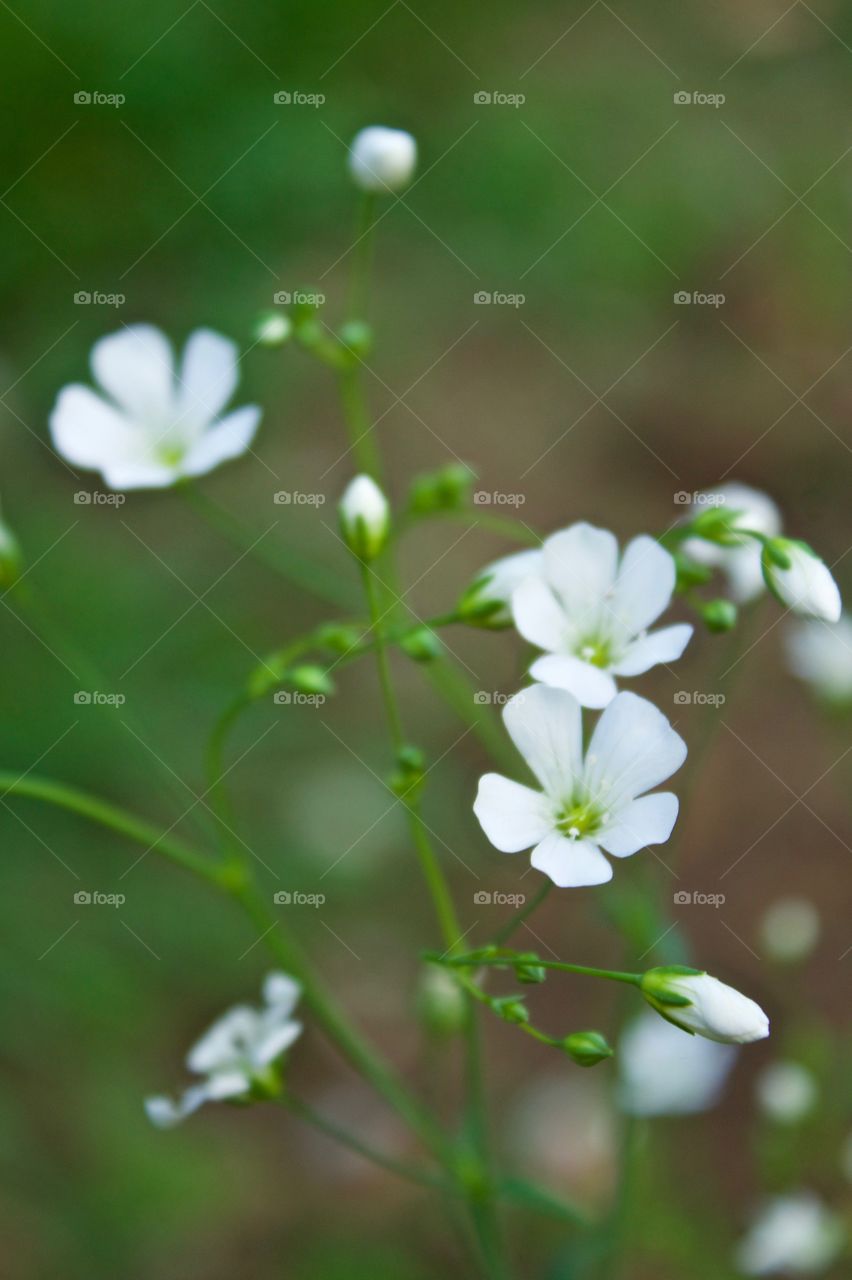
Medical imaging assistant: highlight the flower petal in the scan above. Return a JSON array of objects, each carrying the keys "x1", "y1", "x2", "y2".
[
  {"x1": 611, "y1": 535, "x2": 676, "y2": 634},
  {"x1": 530, "y1": 833, "x2": 613, "y2": 887},
  {"x1": 91, "y1": 324, "x2": 175, "y2": 421},
  {"x1": 611, "y1": 624, "x2": 693, "y2": 676},
  {"x1": 181, "y1": 405, "x2": 261, "y2": 478},
  {"x1": 597, "y1": 792, "x2": 679, "y2": 857},
  {"x1": 542, "y1": 523, "x2": 618, "y2": 624},
  {"x1": 511, "y1": 576, "x2": 568, "y2": 652},
  {"x1": 145, "y1": 1084, "x2": 212, "y2": 1129},
  {"x1": 186, "y1": 1005, "x2": 259, "y2": 1073},
  {"x1": 251, "y1": 1019, "x2": 303, "y2": 1068},
  {"x1": 529, "y1": 654, "x2": 617, "y2": 708},
  {"x1": 502, "y1": 685, "x2": 582, "y2": 799},
  {"x1": 177, "y1": 328, "x2": 240, "y2": 428},
  {"x1": 262, "y1": 972, "x2": 302, "y2": 1015},
  {"x1": 50, "y1": 384, "x2": 142, "y2": 469},
  {"x1": 474, "y1": 773, "x2": 553, "y2": 852},
  {"x1": 584, "y1": 691, "x2": 687, "y2": 809}
]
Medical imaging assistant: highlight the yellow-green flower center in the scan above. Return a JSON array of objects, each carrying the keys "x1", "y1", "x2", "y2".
[{"x1": 556, "y1": 797, "x2": 605, "y2": 840}]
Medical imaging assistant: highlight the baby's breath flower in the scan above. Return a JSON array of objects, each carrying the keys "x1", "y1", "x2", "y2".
[{"x1": 349, "y1": 126, "x2": 417, "y2": 193}]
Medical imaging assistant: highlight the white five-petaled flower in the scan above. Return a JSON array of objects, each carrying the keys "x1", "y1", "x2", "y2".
[
  {"x1": 786, "y1": 614, "x2": 852, "y2": 703},
  {"x1": 762, "y1": 539, "x2": 842, "y2": 623},
  {"x1": 617, "y1": 1011, "x2": 737, "y2": 1117},
  {"x1": 510, "y1": 522, "x2": 692, "y2": 708},
  {"x1": 474, "y1": 685, "x2": 687, "y2": 888},
  {"x1": 50, "y1": 325, "x2": 261, "y2": 490},
  {"x1": 349, "y1": 126, "x2": 417, "y2": 193},
  {"x1": 145, "y1": 972, "x2": 302, "y2": 1128},
  {"x1": 736, "y1": 1194, "x2": 844, "y2": 1276},
  {"x1": 641, "y1": 967, "x2": 769, "y2": 1044},
  {"x1": 684, "y1": 483, "x2": 781, "y2": 602}
]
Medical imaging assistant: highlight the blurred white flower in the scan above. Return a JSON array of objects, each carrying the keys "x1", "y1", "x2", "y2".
[
  {"x1": 736, "y1": 1194, "x2": 844, "y2": 1275},
  {"x1": 762, "y1": 539, "x2": 842, "y2": 623},
  {"x1": 145, "y1": 972, "x2": 302, "y2": 1128},
  {"x1": 50, "y1": 325, "x2": 260, "y2": 490},
  {"x1": 760, "y1": 898, "x2": 820, "y2": 964},
  {"x1": 786, "y1": 615, "x2": 852, "y2": 703},
  {"x1": 684, "y1": 483, "x2": 781, "y2": 602},
  {"x1": 756, "y1": 1062, "x2": 817, "y2": 1124},
  {"x1": 641, "y1": 968, "x2": 769, "y2": 1044},
  {"x1": 338, "y1": 473, "x2": 390, "y2": 561},
  {"x1": 511, "y1": 522, "x2": 692, "y2": 708},
  {"x1": 349, "y1": 126, "x2": 417, "y2": 193},
  {"x1": 617, "y1": 1011, "x2": 737, "y2": 1116},
  {"x1": 461, "y1": 548, "x2": 544, "y2": 627},
  {"x1": 474, "y1": 686, "x2": 686, "y2": 888}
]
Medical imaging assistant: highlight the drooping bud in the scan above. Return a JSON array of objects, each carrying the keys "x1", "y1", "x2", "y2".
[
  {"x1": 490, "y1": 995, "x2": 529, "y2": 1025},
  {"x1": 561, "y1": 1030, "x2": 613, "y2": 1067},
  {"x1": 349, "y1": 126, "x2": 417, "y2": 193},
  {"x1": 513, "y1": 953, "x2": 546, "y2": 984},
  {"x1": 640, "y1": 966, "x2": 769, "y2": 1045},
  {"x1": 699, "y1": 598, "x2": 738, "y2": 633},
  {"x1": 286, "y1": 665, "x2": 335, "y2": 697},
  {"x1": 761, "y1": 538, "x2": 841, "y2": 622},
  {"x1": 399, "y1": 625, "x2": 443, "y2": 664},
  {"x1": 339, "y1": 474, "x2": 390, "y2": 562}
]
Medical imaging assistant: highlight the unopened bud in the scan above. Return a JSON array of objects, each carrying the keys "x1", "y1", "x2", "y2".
[
  {"x1": 561, "y1": 1030, "x2": 613, "y2": 1067},
  {"x1": 339, "y1": 474, "x2": 390, "y2": 562}
]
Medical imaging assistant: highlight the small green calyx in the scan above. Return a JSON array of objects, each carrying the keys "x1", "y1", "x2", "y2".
[
  {"x1": 514, "y1": 953, "x2": 547, "y2": 984},
  {"x1": 389, "y1": 744, "x2": 426, "y2": 800},
  {"x1": 399, "y1": 626, "x2": 443, "y2": 663},
  {"x1": 700, "y1": 598, "x2": 738, "y2": 633},
  {"x1": 561, "y1": 1030, "x2": 613, "y2": 1067},
  {"x1": 491, "y1": 996, "x2": 529, "y2": 1025},
  {"x1": 689, "y1": 505, "x2": 749, "y2": 547},
  {"x1": 408, "y1": 462, "x2": 476, "y2": 516},
  {"x1": 640, "y1": 965, "x2": 703, "y2": 1008}
]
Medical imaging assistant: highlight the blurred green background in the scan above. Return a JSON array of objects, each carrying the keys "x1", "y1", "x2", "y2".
[{"x1": 1, "y1": 1, "x2": 850, "y2": 1276}]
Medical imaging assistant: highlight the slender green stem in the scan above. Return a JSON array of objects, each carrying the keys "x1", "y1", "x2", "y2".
[
  {"x1": 284, "y1": 1094, "x2": 449, "y2": 1193},
  {"x1": 443, "y1": 953, "x2": 642, "y2": 987},
  {"x1": 490, "y1": 881, "x2": 552, "y2": 947}
]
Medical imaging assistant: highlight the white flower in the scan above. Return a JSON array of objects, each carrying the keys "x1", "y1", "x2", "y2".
[
  {"x1": 473, "y1": 685, "x2": 686, "y2": 888},
  {"x1": 349, "y1": 126, "x2": 417, "y2": 193},
  {"x1": 50, "y1": 325, "x2": 261, "y2": 490},
  {"x1": 462, "y1": 548, "x2": 544, "y2": 626},
  {"x1": 762, "y1": 539, "x2": 842, "y2": 622},
  {"x1": 684, "y1": 483, "x2": 781, "y2": 602},
  {"x1": 617, "y1": 1011, "x2": 737, "y2": 1116},
  {"x1": 641, "y1": 968, "x2": 769, "y2": 1044},
  {"x1": 756, "y1": 1062, "x2": 817, "y2": 1124},
  {"x1": 786, "y1": 614, "x2": 852, "y2": 702},
  {"x1": 511, "y1": 522, "x2": 692, "y2": 708},
  {"x1": 338, "y1": 474, "x2": 390, "y2": 561},
  {"x1": 145, "y1": 972, "x2": 302, "y2": 1128},
  {"x1": 736, "y1": 1194, "x2": 844, "y2": 1275},
  {"x1": 760, "y1": 898, "x2": 820, "y2": 964}
]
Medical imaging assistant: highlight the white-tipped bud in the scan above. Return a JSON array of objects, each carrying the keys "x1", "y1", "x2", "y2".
[
  {"x1": 254, "y1": 312, "x2": 292, "y2": 347},
  {"x1": 339, "y1": 474, "x2": 390, "y2": 561},
  {"x1": 640, "y1": 966, "x2": 770, "y2": 1045},
  {"x1": 349, "y1": 126, "x2": 417, "y2": 193},
  {"x1": 762, "y1": 538, "x2": 841, "y2": 622}
]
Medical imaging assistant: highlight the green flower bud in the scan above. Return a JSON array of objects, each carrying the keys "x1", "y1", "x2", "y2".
[
  {"x1": 389, "y1": 745, "x2": 426, "y2": 800},
  {"x1": 0, "y1": 519, "x2": 22, "y2": 589},
  {"x1": 338, "y1": 320, "x2": 373, "y2": 360},
  {"x1": 286, "y1": 665, "x2": 335, "y2": 697},
  {"x1": 700, "y1": 598, "x2": 738, "y2": 633},
  {"x1": 689, "y1": 505, "x2": 750, "y2": 547},
  {"x1": 408, "y1": 463, "x2": 476, "y2": 516},
  {"x1": 399, "y1": 626, "x2": 443, "y2": 663},
  {"x1": 491, "y1": 996, "x2": 529, "y2": 1025},
  {"x1": 561, "y1": 1030, "x2": 613, "y2": 1067},
  {"x1": 339, "y1": 475, "x2": 390, "y2": 562},
  {"x1": 254, "y1": 311, "x2": 292, "y2": 346},
  {"x1": 315, "y1": 623, "x2": 365, "y2": 655},
  {"x1": 673, "y1": 551, "x2": 714, "y2": 593},
  {"x1": 514, "y1": 953, "x2": 546, "y2": 984},
  {"x1": 417, "y1": 965, "x2": 467, "y2": 1037}
]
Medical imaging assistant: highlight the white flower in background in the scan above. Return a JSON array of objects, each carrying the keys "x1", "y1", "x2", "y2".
[
  {"x1": 145, "y1": 972, "x2": 302, "y2": 1128},
  {"x1": 338, "y1": 474, "x2": 390, "y2": 561},
  {"x1": 736, "y1": 1194, "x2": 844, "y2": 1276},
  {"x1": 762, "y1": 539, "x2": 842, "y2": 623},
  {"x1": 641, "y1": 967, "x2": 769, "y2": 1044},
  {"x1": 511, "y1": 522, "x2": 692, "y2": 708},
  {"x1": 617, "y1": 1011, "x2": 737, "y2": 1116},
  {"x1": 349, "y1": 126, "x2": 417, "y2": 193},
  {"x1": 50, "y1": 325, "x2": 261, "y2": 490},
  {"x1": 684, "y1": 483, "x2": 781, "y2": 602},
  {"x1": 756, "y1": 1062, "x2": 817, "y2": 1124},
  {"x1": 759, "y1": 898, "x2": 820, "y2": 964},
  {"x1": 461, "y1": 547, "x2": 544, "y2": 627},
  {"x1": 474, "y1": 685, "x2": 686, "y2": 888},
  {"x1": 786, "y1": 614, "x2": 852, "y2": 703}
]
